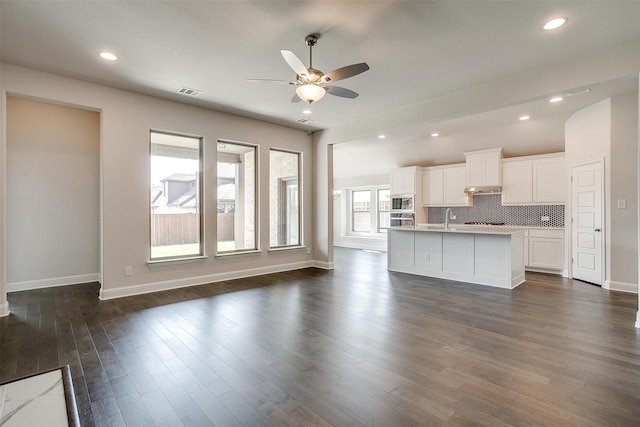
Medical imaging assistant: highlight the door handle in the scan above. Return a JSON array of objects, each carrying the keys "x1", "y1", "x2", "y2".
[{"x1": 594, "y1": 228, "x2": 601, "y2": 232}]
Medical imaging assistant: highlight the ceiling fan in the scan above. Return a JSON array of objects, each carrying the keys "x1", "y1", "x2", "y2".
[{"x1": 248, "y1": 34, "x2": 369, "y2": 104}]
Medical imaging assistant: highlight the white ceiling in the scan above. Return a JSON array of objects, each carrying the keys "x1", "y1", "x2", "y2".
[{"x1": 2, "y1": 1, "x2": 639, "y2": 178}]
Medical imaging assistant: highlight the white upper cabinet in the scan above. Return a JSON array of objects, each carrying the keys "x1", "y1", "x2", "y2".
[
  {"x1": 464, "y1": 147, "x2": 502, "y2": 187},
  {"x1": 390, "y1": 166, "x2": 421, "y2": 196},
  {"x1": 422, "y1": 164, "x2": 469, "y2": 206},
  {"x1": 422, "y1": 168, "x2": 444, "y2": 205},
  {"x1": 532, "y1": 156, "x2": 565, "y2": 203},
  {"x1": 501, "y1": 153, "x2": 565, "y2": 205},
  {"x1": 502, "y1": 160, "x2": 533, "y2": 204}
]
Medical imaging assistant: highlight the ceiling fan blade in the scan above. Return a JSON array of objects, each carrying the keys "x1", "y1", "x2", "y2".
[
  {"x1": 281, "y1": 50, "x2": 309, "y2": 79},
  {"x1": 290, "y1": 94, "x2": 302, "y2": 103},
  {"x1": 325, "y1": 86, "x2": 359, "y2": 99},
  {"x1": 247, "y1": 79, "x2": 297, "y2": 84},
  {"x1": 321, "y1": 63, "x2": 369, "y2": 83}
]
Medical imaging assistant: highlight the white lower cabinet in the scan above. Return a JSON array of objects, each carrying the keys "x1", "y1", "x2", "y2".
[{"x1": 527, "y1": 229, "x2": 565, "y2": 271}]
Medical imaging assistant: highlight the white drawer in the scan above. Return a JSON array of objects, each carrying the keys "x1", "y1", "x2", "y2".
[{"x1": 528, "y1": 228, "x2": 564, "y2": 239}]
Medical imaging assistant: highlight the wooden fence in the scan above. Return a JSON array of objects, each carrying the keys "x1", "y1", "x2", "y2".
[{"x1": 151, "y1": 213, "x2": 234, "y2": 245}]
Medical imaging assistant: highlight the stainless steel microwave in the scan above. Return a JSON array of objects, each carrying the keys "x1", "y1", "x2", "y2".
[{"x1": 391, "y1": 196, "x2": 413, "y2": 211}]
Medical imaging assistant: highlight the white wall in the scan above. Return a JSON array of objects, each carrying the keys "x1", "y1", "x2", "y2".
[
  {"x1": 565, "y1": 99, "x2": 611, "y2": 286},
  {"x1": 565, "y1": 95, "x2": 640, "y2": 293},
  {"x1": 1, "y1": 63, "x2": 313, "y2": 303},
  {"x1": 6, "y1": 97, "x2": 100, "y2": 289},
  {"x1": 0, "y1": 61, "x2": 7, "y2": 316},
  {"x1": 610, "y1": 93, "x2": 639, "y2": 288},
  {"x1": 332, "y1": 169, "x2": 390, "y2": 251}
]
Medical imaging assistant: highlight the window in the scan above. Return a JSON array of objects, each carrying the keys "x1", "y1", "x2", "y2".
[
  {"x1": 270, "y1": 149, "x2": 301, "y2": 247},
  {"x1": 352, "y1": 190, "x2": 371, "y2": 232},
  {"x1": 150, "y1": 131, "x2": 202, "y2": 260},
  {"x1": 377, "y1": 188, "x2": 391, "y2": 232},
  {"x1": 344, "y1": 186, "x2": 390, "y2": 236},
  {"x1": 217, "y1": 141, "x2": 257, "y2": 253}
]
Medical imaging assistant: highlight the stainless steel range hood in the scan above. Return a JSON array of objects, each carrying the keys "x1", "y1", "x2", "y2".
[{"x1": 464, "y1": 185, "x2": 502, "y2": 195}]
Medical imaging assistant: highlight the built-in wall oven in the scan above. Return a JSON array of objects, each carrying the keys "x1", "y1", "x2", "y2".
[
  {"x1": 390, "y1": 212, "x2": 415, "y2": 227},
  {"x1": 391, "y1": 196, "x2": 414, "y2": 211}
]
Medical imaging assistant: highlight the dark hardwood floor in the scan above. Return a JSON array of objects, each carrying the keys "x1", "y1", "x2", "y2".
[{"x1": 2, "y1": 247, "x2": 640, "y2": 426}]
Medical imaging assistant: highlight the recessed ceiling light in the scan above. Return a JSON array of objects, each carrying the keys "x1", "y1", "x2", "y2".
[
  {"x1": 99, "y1": 51, "x2": 118, "y2": 61},
  {"x1": 519, "y1": 115, "x2": 530, "y2": 121},
  {"x1": 302, "y1": 109, "x2": 312, "y2": 115},
  {"x1": 431, "y1": 132, "x2": 439, "y2": 137},
  {"x1": 378, "y1": 134, "x2": 386, "y2": 139},
  {"x1": 543, "y1": 17, "x2": 567, "y2": 30},
  {"x1": 549, "y1": 96, "x2": 563, "y2": 103}
]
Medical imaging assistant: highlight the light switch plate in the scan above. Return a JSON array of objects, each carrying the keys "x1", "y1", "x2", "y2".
[{"x1": 617, "y1": 199, "x2": 627, "y2": 209}]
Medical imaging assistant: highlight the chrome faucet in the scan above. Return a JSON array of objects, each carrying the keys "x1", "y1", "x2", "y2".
[{"x1": 445, "y1": 208, "x2": 455, "y2": 229}]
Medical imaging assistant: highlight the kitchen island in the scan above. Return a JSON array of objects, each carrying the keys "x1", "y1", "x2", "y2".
[{"x1": 388, "y1": 225, "x2": 525, "y2": 289}]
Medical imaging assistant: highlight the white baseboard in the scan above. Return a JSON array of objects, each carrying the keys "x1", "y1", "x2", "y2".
[
  {"x1": 636, "y1": 311, "x2": 640, "y2": 329},
  {"x1": 7, "y1": 273, "x2": 101, "y2": 292},
  {"x1": 604, "y1": 280, "x2": 638, "y2": 294},
  {"x1": 334, "y1": 241, "x2": 387, "y2": 252},
  {"x1": 312, "y1": 260, "x2": 334, "y2": 270},
  {"x1": 0, "y1": 300, "x2": 9, "y2": 317},
  {"x1": 100, "y1": 260, "x2": 315, "y2": 300},
  {"x1": 525, "y1": 267, "x2": 563, "y2": 276}
]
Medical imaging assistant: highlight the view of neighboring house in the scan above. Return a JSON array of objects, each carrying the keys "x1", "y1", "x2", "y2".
[{"x1": 151, "y1": 173, "x2": 198, "y2": 214}]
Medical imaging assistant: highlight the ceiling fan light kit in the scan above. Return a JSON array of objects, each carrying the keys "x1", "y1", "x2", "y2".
[
  {"x1": 296, "y1": 83, "x2": 325, "y2": 103},
  {"x1": 250, "y1": 33, "x2": 369, "y2": 104}
]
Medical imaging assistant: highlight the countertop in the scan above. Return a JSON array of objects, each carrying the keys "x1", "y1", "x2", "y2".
[
  {"x1": 417, "y1": 224, "x2": 565, "y2": 231},
  {"x1": 390, "y1": 224, "x2": 525, "y2": 235}
]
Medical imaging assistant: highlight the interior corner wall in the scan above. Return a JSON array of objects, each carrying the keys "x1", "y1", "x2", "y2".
[
  {"x1": 610, "y1": 92, "x2": 639, "y2": 288},
  {"x1": 311, "y1": 134, "x2": 333, "y2": 269},
  {"x1": 565, "y1": 98, "x2": 612, "y2": 284},
  {"x1": 1, "y1": 62, "x2": 312, "y2": 300},
  {"x1": 0, "y1": 64, "x2": 8, "y2": 316},
  {"x1": 6, "y1": 96, "x2": 100, "y2": 288}
]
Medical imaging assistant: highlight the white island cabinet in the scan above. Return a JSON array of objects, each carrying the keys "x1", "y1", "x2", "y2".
[{"x1": 388, "y1": 226, "x2": 525, "y2": 289}]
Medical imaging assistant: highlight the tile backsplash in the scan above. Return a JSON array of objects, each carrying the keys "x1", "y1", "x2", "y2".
[{"x1": 427, "y1": 194, "x2": 564, "y2": 227}]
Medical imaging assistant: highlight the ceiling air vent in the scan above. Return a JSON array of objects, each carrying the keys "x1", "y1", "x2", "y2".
[
  {"x1": 177, "y1": 86, "x2": 202, "y2": 97},
  {"x1": 297, "y1": 118, "x2": 313, "y2": 124}
]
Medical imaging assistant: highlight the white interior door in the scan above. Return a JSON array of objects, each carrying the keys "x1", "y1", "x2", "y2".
[{"x1": 571, "y1": 161, "x2": 604, "y2": 285}]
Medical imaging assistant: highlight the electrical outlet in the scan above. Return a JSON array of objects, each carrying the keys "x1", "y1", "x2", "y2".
[
  {"x1": 617, "y1": 199, "x2": 627, "y2": 209},
  {"x1": 541, "y1": 216, "x2": 550, "y2": 222},
  {"x1": 425, "y1": 253, "x2": 430, "y2": 261},
  {"x1": 124, "y1": 266, "x2": 133, "y2": 276},
  {"x1": 306, "y1": 247, "x2": 311, "y2": 255}
]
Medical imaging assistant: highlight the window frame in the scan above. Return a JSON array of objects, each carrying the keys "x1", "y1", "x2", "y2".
[
  {"x1": 269, "y1": 148, "x2": 303, "y2": 249},
  {"x1": 215, "y1": 139, "x2": 260, "y2": 255},
  {"x1": 351, "y1": 189, "x2": 372, "y2": 233},
  {"x1": 345, "y1": 185, "x2": 390, "y2": 238},
  {"x1": 377, "y1": 188, "x2": 391, "y2": 232},
  {"x1": 149, "y1": 129, "x2": 204, "y2": 262}
]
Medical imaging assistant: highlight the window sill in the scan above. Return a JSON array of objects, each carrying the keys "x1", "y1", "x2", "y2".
[
  {"x1": 216, "y1": 249, "x2": 262, "y2": 258},
  {"x1": 147, "y1": 255, "x2": 208, "y2": 267},
  {"x1": 268, "y1": 245, "x2": 307, "y2": 253}
]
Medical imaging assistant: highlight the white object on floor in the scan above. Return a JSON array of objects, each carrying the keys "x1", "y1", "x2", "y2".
[{"x1": 0, "y1": 370, "x2": 69, "y2": 427}]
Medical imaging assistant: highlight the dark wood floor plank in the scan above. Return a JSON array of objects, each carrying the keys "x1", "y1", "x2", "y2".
[
  {"x1": 1, "y1": 248, "x2": 639, "y2": 426},
  {"x1": 139, "y1": 388, "x2": 186, "y2": 427}
]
